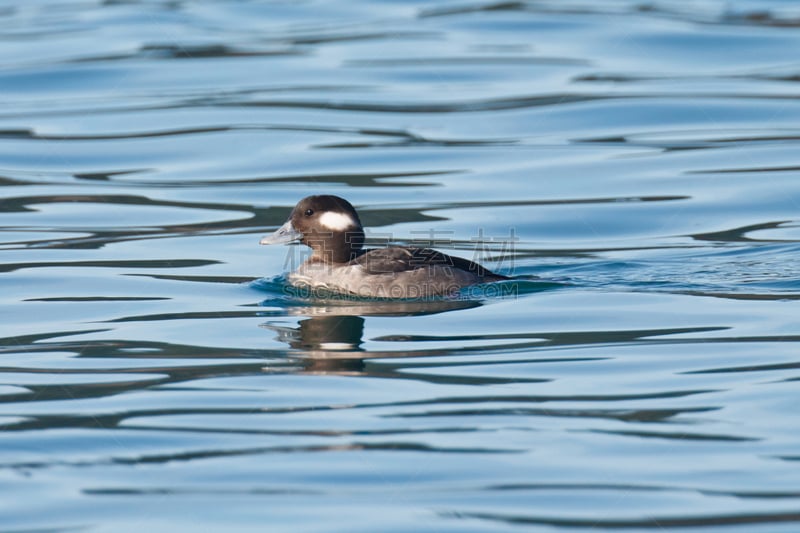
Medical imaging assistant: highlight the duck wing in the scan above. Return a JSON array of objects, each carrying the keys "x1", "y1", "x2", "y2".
[{"x1": 353, "y1": 246, "x2": 507, "y2": 279}]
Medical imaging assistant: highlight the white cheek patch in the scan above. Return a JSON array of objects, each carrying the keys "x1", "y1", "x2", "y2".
[
  {"x1": 319, "y1": 342, "x2": 356, "y2": 350},
  {"x1": 319, "y1": 211, "x2": 357, "y2": 231}
]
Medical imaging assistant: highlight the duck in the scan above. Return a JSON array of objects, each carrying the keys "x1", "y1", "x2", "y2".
[{"x1": 260, "y1": 195, "x2": 508, "y2": 298}]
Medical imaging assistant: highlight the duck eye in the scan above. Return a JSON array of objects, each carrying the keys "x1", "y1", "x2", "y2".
[{"x1": 304, "y1": 209, "x2": 314, "y2": 217}]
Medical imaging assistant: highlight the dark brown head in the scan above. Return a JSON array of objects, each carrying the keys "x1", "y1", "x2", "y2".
[{"x1": 260, "y1": 195, "x2": 365, "y2": 263}]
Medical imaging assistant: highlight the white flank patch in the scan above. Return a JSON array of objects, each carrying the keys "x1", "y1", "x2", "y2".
[{"x1": 319, "y1": 211, "x2": 356, "y2": 231}]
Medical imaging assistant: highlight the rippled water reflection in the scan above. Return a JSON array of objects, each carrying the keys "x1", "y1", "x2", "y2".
[{"x1": 2, "y1": 1, "x2": 800, "y2": 531}]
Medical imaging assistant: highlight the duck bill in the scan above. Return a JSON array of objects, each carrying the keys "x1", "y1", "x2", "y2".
[{"x1": 260, "y1": 220, "x2": 303, "y2": 245}]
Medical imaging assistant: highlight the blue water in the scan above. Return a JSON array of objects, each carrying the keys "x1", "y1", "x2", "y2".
[{"x1": 2, "y1": 1, "x2": 800, "y2": 531}]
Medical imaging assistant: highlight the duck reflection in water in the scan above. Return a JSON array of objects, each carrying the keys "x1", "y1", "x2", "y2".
[{"x1": 260, "y1": 299, "x2": 481, "y2": 374}]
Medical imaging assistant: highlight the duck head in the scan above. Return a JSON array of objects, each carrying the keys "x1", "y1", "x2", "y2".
[{"x1": 260, "y1": 195, "x2": 366, "y2": 263}]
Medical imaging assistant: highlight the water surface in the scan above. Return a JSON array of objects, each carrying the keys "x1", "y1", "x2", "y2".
[{"x1": 2, "y1": 1, "x2": 800, "y2": 531}]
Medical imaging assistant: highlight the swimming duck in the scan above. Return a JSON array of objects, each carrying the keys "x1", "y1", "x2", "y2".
[{"x1": 260, "y1": 195, "x2": 508, "y2": 298}]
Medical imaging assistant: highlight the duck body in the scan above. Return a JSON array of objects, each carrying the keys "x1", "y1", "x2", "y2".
[
  {"x1": 261, "y1": 195, "x2": 507, "y2": 298},
  {"x1": 290, "y1": 246, "x2": 503, "y2": 298}
]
